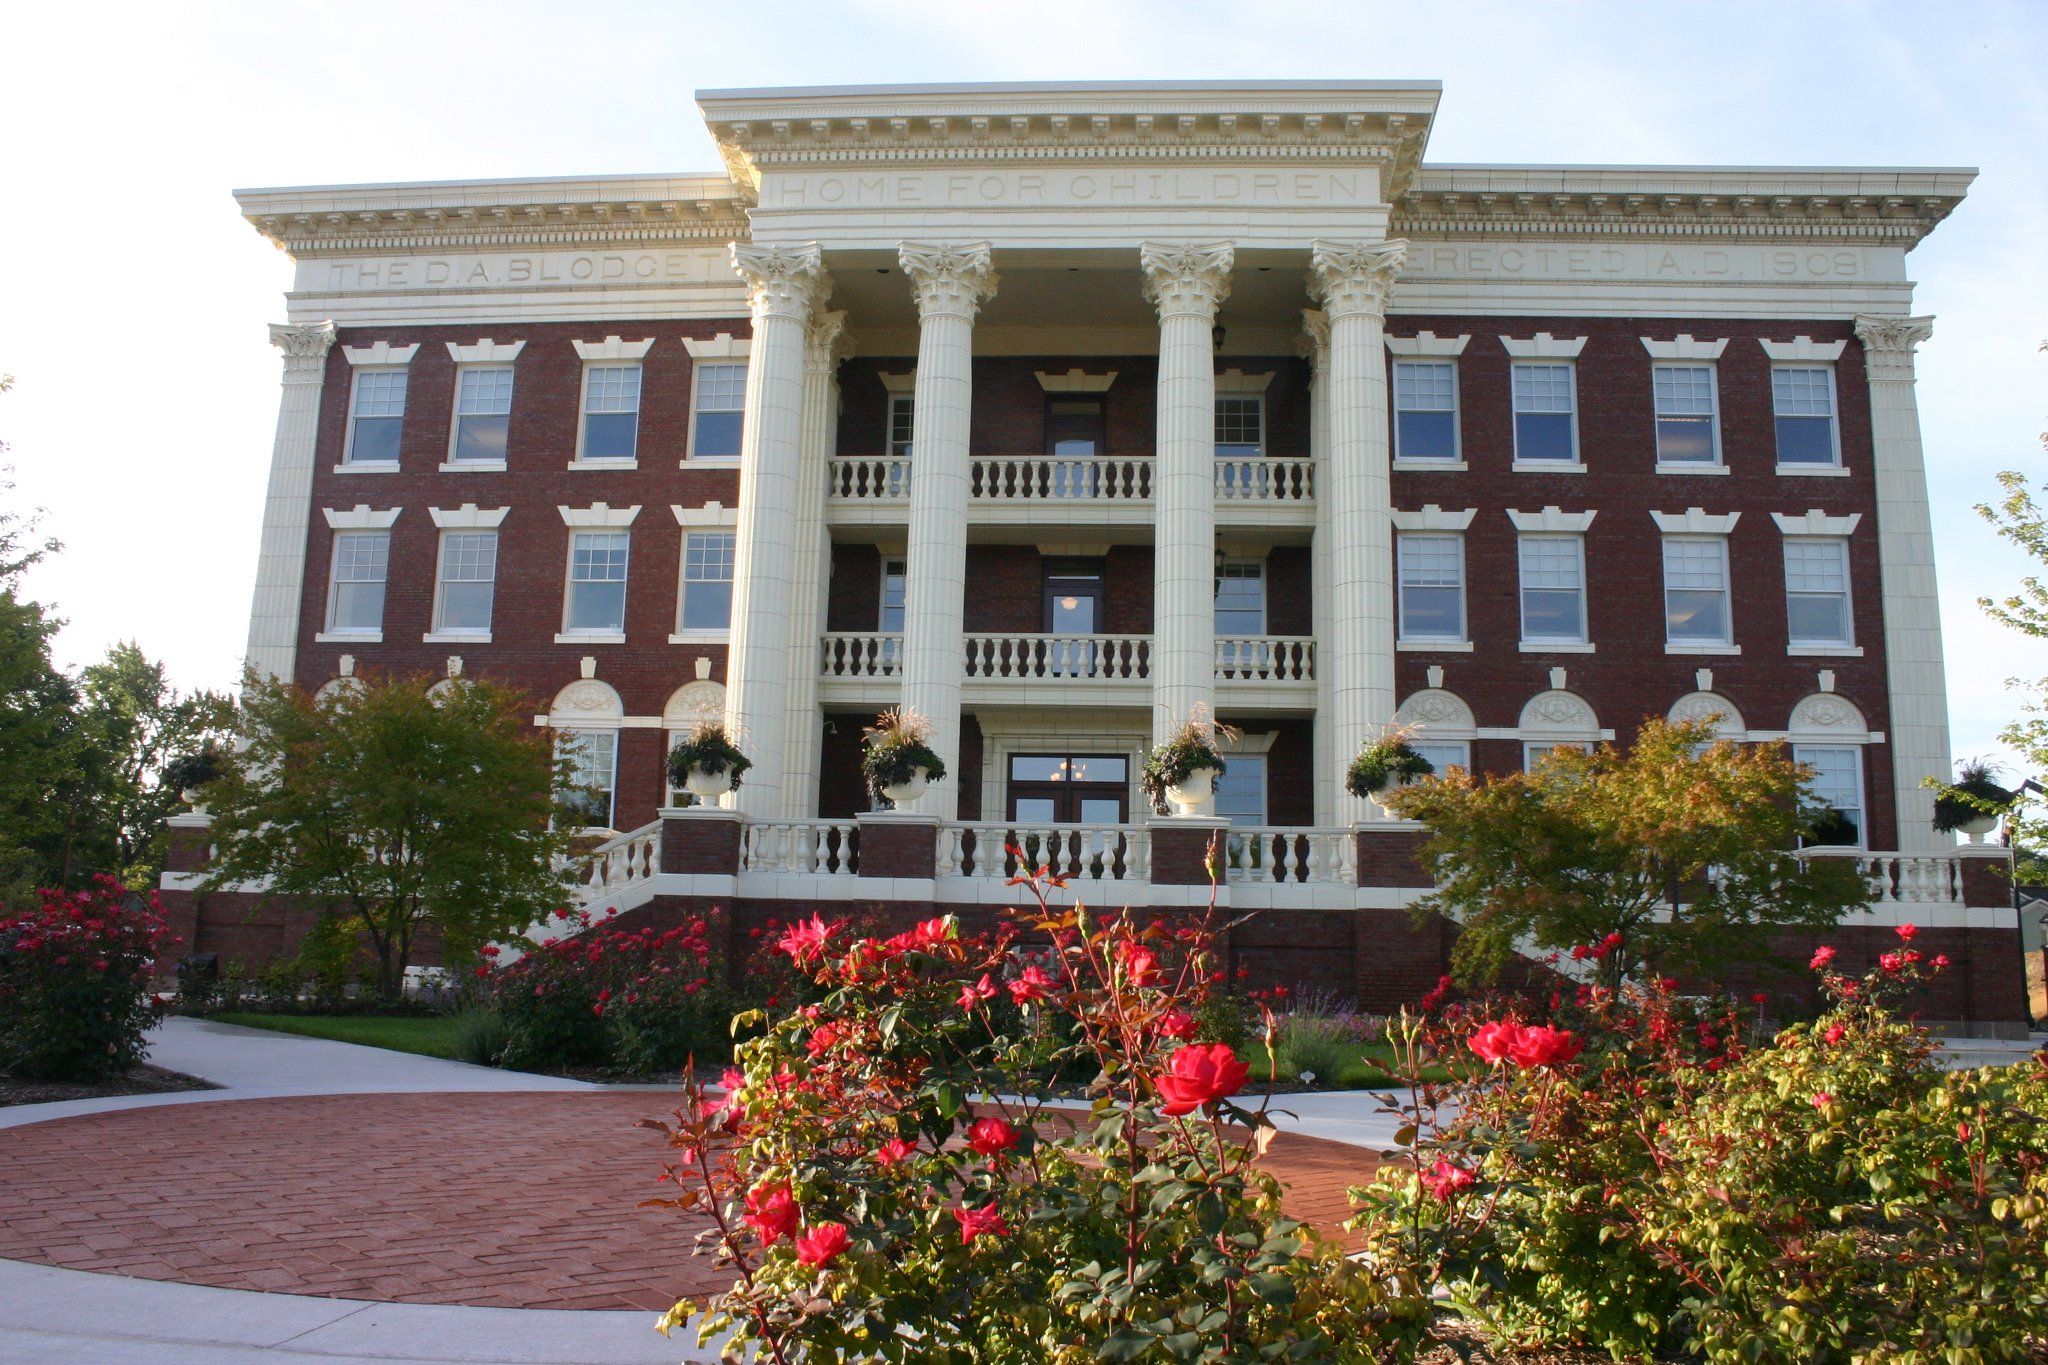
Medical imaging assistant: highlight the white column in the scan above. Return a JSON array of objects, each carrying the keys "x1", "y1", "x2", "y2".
[
  {"x1": 897, "y1": 242, "x2": 997, "y2": 818},
  {"x1": 1301, "y1": 308, "x2": 1339, "y2": 827},
  {"x1": 1308, "y1": 240, "x2": 1407, "y2": 826},
  {"x1": 723, "y1": 243, "x2": 832, "y2": 817},
  {"x1": 1853, "y1": 315, "x2": 1952, "y2": 853},
  {"x1": 244, "y1": 321, "x2": 337, "y2": 683},
  {"x1": 780, "y1": 310, "x2": 850, "y2": 818},
  {"x1": 1140, "y1": 242, "x2": 1234, "y2": 744}
]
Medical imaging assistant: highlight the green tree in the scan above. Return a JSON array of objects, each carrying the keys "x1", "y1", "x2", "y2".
[
  {"x1": 201, "y1": 672, "x2": 582, "y2": 998},
  {"x1": 1388, "y1": 717, "x2": 1868, "y2": 987}
]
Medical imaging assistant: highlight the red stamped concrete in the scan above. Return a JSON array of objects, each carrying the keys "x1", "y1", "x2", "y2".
[{"x1": 0, "y1": 1092, "x2": 1376, "y2": 1311}]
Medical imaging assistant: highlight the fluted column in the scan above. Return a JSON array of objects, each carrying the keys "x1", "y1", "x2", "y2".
[
  {"x1": 1308, "y1": 240, "x2": 1407, "y2": 826},
  {"x1": 244, "y1": 321, "x2": 338, "y2": 683},
  {"x1": 723, "y1": 243, "x2": 832, "y2": 817},
  {"x1": 898, "y1": 242, "x2": 998, "y2": 818},
  {"x1": 1853, "y1": 315, "x2": 1952, "y2": 852},
  {"x1": 1140, "y1": 242, "x2": 1233, "y2": 743},
  {"x1": 780, "y1": 310, "x2": 851, "y2": 817},
  {"x1": 1301, "y1": 309, "x2": 1339, "y2": 827}
]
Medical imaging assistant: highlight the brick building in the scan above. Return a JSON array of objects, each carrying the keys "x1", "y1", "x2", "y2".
[{"x1": 171, "y1": 80, "x2": 2027, "y2": 1030}]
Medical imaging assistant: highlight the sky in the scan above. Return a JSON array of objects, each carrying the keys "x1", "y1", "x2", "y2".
[{"x1": 1, "y1": 0, "x2": 2044, "y2": 775}]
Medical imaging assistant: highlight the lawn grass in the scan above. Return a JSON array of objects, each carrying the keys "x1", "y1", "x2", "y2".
[
  {"x1": 1259, "y1": 1040, "x2": 1452, "y2": 1091},
  {"x1": 215, "y1": 1012, "x2": 464, "y2": 1060}
]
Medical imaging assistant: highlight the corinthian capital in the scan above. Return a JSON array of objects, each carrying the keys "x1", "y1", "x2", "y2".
[
  {"x1": 1854, "y1": 314, "x2": 1935, "y2": 382},
  {"x1": 269, "y1": 320, "x2": 337, "y2": 360},
  {"x1": 1307, "y1": 239, "x2": 1408, "y2": 320},
  {"x1": 805, "y1": 310, "x2": 853, "y2": 373},
  {"x1": 898, "y1": 242, "x2": 998, "y2": 321},
  {"x1": 1298, "y1": 308, "x2": 1331, "y2": 375},
  {"x1": 1138, "y1": 241, "x2": 1234, "y2": 320},
  {"x1": 731, "y1": 242, "x2": 832, "y2": 322}
]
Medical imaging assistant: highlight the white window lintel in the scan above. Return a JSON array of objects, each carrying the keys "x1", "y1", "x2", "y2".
[
  {"x1": 558, "y1": 502, "x2": 642, "y2": 528},
  {"x1": 1760, "y1": 336, "x2": 1848, "y2": 363},
  {"x1": 877, "y1": 370, "x2": 918, "y2": 393},
  {"x1": 1386, "y1": 331, "x2": 1470, "y2": 357},
  {"x1": 682, "y1": 333, "x2": 751, "y2": 359},
  {"x1": 429, "y1": 504, "x2": 510, "y2": 530},
  {"x1": 445, "y1": 339, "x2": 526, "y2": 365},
  {"x1": 323, "y1": 505, "x2": 401, "y2": 530},
  {"x1": 1501, "y1": 333, "x2": 1588, "y2": 359},
  {"x1": 341, "y1": 342, "x2": 420, "y2": 367},
  {"x1": 572, "y1": 336, "x2": 656, "y2": 362},
  {"x1": 1391, "y1": 504, "x2": 1478, "y2": 532},
  {"x1": 1650, "y1": 508, "x2": 1741, "y2": 536},
  {"x1": 1772, "y1": 509, "x2": 1862, "y2": 537},
  {"x1": 1640, "y1": 334, "x2": 1729, "y2": 360},
  {"x1": 1213, "y1": 369, "x2": 1273, "y2": 394},
  {"x1": 1034, "y1": 368, "x2": 1120, "y2": 392},
  {"x1": 672, "y1": 501, "x2": 738, "y2": 529},
  {"x1": 1507, "y1": 506, "x2": 1597, "y2": 533}
]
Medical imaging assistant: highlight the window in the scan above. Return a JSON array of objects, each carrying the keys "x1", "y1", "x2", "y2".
[
  {"x1": 1662, "y1": 537, "x2": 1732, "y2": 646},
  {"x1": 1784, "y1": 538, "x2": 1854, "y2": 647},
  {"x1": 1518, "y1": 535, "x2": 1586, "y2": 644},
  {"x1": 678, "y1": 531, "x2": 737, "y2": 632},
  {"x1": 1393, "y1": 360, "x2": 1459, "y2": 460},
  {"x1": 692, "y1": 362, "x2": 747, "y2": 459},
  {"x1": 1524, "y1": 740, "x2": 1593, "y2": 772},
  {"x1": 1410, "y1": 741, "x2": 1470, "y2": 776},
  {"x1": 879, "y1": 557, "x2": 907, "y2": 632},
  {"x1": 1511, "y1": 362, "x2": 1577, "y2": 463},
  {"x1": 346, "y1": 369, "x2": 407, "y2": 464},
  {"x1": 565, "y1": 530, "x2": 630, "y2": 634},
  {"x1": 1772, "y1": 366, "x2": 1839, "y2": 466},
  {"x1": 451, "y1": 366, "x2": 514, "y2": 464},
  {"x1": 1794, "y1": 745, "x2": 1863, "y2": 846},
  {"x1": 1213, "y1": 754, "x2": 1268, "y2": 827},
  {"x1": 433, "y1": 531, "x2": 498, "y2": 634},
  {"x1": 1006, "y1": 754, "x2": 1130, "y2": 826},
  {"x1": 326, "y1": 531, "x2": 389, "y2": 633},
  {"x1": 1398, "y1": 534, "x2": 1466, "y2": 642},
  {"x1": 887, "y1": 393, "x2": 915, "y2": 458},
  {"x1": 1214, "y1": 397, "x2": 1264, "y2": 459},
  {"x1": 1652, "y1": 364, "x2": 1719, "y2": 465},
  {"x1": 1214, "y1": 559, "x2": 1265, "y2": 634},
  {"x1": 557, "y1": 729, "x2": 618, "y2": 829},
  {"x1": 580, "y1": 364, "x2": 642, "y2": 462}
]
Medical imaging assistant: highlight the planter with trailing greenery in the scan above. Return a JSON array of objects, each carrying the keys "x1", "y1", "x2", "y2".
[
  {"x1": 1344, "y1": 733, "x2": 1436, "y2": 805},
  {"x1": 666, "y1": 721, "x2": 753, "y2": 801},
  {"x1": 163, "y1": 744, "x2": 225, "y2": 808},
  {"x1": 1931, "y1": 758, "x2": 2015, "y2": 842},
  {"x1": 861, "y1": 708, "x2": 947, "y2": 809},
  {"x1": 1140, "y1": 717, "x2": 1231, "y2": 816}
]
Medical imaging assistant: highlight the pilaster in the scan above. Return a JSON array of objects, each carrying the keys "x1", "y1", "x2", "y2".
[
  {"x1": 1852, "y1": 314, "x2": 1951, "y2": 852},
  {"x1": 244, "y1": 321, "x2": 337, "y2": 683},
  {"x1": 781, "y1": 311, "x2": 851, "y2": 817}
]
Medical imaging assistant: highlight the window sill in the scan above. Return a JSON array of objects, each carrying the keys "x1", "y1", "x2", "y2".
[
  {"x1": 1666, "y1": 643, "x2": 1742, "y2": 656},
  {"x1": 1518, "y1": 641, "x2": 1594, "y2": 653},
  {"x1": 1511, "y1": 460, "x2": 1587, "y2": 474},
  {"x1": 439, "y1": 460, "x2": 507, "y2": 473},
  {"x1": 1777, "y1": 463, "x2": 1851, "y2": 477},
  {"x1": 554, "y1": 632, "x2": 626, "y2": 645},
  {"x1": 1396, "y1": 640, "x2": 1474, "y2": 652},
  {"x1": 331, "y1": 463, "x2": 399, "y2": 475},
  {"x1": 1392, "y1": 458, "x2": 1467, "y2": 472},
  {"x1": 1789, "y1": 645, "x2": 1864, "y2": 657},
  {"x1": 423, "y1": 631, "x2": 492, "y2": 644},
  {"x1": 668, "y1": 630, "x2": 731, "y2": 644},
  {"x1": 680, "y1": 456, "x2": 742, "y2": 467},
  {"x1": 315, "y1": 630, "x2": 382, "y2": 644},
  {"x1": 567, "y1": 458, "x2": 638, "y2": 472},
  {"x1": 1655, "y1": 463, "x2": 1730, "y2": 476}
]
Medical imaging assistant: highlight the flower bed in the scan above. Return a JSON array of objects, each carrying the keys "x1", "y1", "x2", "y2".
[{"x1": 0, "y1": 876, "x2": 171, "y2": 1082}]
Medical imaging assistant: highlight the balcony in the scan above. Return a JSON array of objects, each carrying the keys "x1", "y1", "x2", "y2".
[
  {"x1": 824, "y1": 454, "x2": 1315, "y2": 530},
  {"x1": 818, "y1": 631, "x2": 1316, "y2": 708}
]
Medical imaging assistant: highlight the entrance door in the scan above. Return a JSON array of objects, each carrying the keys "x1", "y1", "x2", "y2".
[
  {"x1": 1044, "y1": 397, "x2": 1106, "y2": 497},
  {"x1": 1006, "y1": 753, "x2": 1130, "y2": 824},
  {"x1": 1042, "y1": 559, "x2": 1104, "y2": 676}
]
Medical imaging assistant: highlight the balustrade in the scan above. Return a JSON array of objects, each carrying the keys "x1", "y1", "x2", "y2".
[
  {"x1": 1214, "y1": 636, "x2": 1315, "y2": 682},
  {"x1": 939, "y1": 822, "x2": 1151, "y2": 882},
  {"x1": 821, "y1": 632, "x2": 903, "y2": 678},
  {"x1": 963, "y1": 633, "x2": 1151, "y2": 681},
  {"x1": 742, "y1": 820, "x2": 860, "y2": 876}
]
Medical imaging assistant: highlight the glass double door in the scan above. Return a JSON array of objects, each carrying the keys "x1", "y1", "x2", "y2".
[{"x1": 1006, "y1": 753, "x2": 1129, "y2": 825}]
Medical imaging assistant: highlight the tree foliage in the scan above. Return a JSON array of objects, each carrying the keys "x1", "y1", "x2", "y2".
[
  {"x1": 201, "y1": 672, "x2": 580, "y2": 997},
  {"x1": 0, "y1": 437, "x2": 79, "y2": 896},
  {"x1": 1387, "y1": 718, "x2": 1868, "y2": 986}
]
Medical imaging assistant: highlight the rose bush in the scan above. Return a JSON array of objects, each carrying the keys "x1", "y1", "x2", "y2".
[
  {"x1": 0, "y1": 875, "x2": 171, "y2": 1081},
  {"x1": 644, "y1": 862, "x2": 1426, "y2": 1362}
]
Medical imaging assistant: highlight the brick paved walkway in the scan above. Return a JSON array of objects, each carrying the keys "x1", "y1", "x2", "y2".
[{"x1": 0, "y1": 1092, "x2": 1378, "y2": 1311}]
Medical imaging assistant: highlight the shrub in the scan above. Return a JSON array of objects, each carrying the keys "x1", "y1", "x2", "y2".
[
  {"x1": 1271, "y1": 1014, "x2": 1358, "y2": 1087},
  {"x1": 0, "y1": 876, "x2": 171, "y2": 1081},
  {"x1": 452, "y1": 1003, "x2": 510, "y2": 1066}
]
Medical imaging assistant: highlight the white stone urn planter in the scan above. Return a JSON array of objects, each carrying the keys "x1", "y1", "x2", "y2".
[
  {"x1": 682, "y1": 766, "x2": 734, "y2": 801},
  {"x1": 1165, "y1": 766, "x2": 1216, "y2": 817},
  {"x1": 1366, "y1": 775, "x2": 1414, "y2": 813},
  {"x1": 881, "y1": 767, "x2": 929, "y2": 809},
  {"x1": 1957, "y1": 812, "x2": 2000, "y2": 843}
]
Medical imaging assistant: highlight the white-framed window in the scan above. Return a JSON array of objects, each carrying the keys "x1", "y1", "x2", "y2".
[
  {"x1": 579, "y1": 363, "x2": 642, "y2": 462},
  {"x1": 879, "y1": 556, "x2": 907, "y2": 669},
  {"x1": 1524, "y1": 740, "x2": 1593, "y2": 772},
  {"x1": 450, "y1": 366, "x2": 514, "y2": 464},
  {"x1": 678, "y1": 531, "x2": 737, "y2": 633},
  {"x1": 564, "y1": 530, "x2": 630, "y2": 634},
  {"x1": 1652, "y1": 363, "x2": 1720, "y2": 465},
  {"x1": 1784, "y1": 538, "x2": 1854, "y2": 648},
  {"x1": 433, "y1": 531, "x2": 498, "y2": 635},
  {"x1": 1214, "y1": 559, "x2": 1266, "y2": 634},
  {"x1": 887, "y1": 393, "x2": 915, "y2": 459},
  {"x1": 345, "y1": 369, "x2": 407, "y2": 465},
  {"x1": 1214, "y1": 396, "x2": 1264, "y2": 459},
  {"x1": 1511, "y1": 362, "x2": 1578, "y2": 463},
  {"x1": 326, "y1": 531, "x2": 390, "y2": 633},
  {"x1": 1213, "y1": 753, "x2": 1268, "y2": 826},
  {"x1": 1397, "y1": 533, "x2": 1466, "y2": 643},
  {"x1": 691, "y1": 361, "x2": 747, "y2": 459},
  {"x1": 1411, "y1": 741, "x2": 1470, "y2": 776},
  {"x1": 1517, "y1": 534, "x2": 1587, "y2": 645},
  {"x1": 1794, "y1": 744, "x2": 1864, "y2": 846},
  {"x1": 1772, "y1": 366, "x2": 1840, "y2": 467},
  {"x1": 557, "y1": 728, "x2": 618, "y2": 830},
  {"x1": 1662, "y1": 537, "x2": 1733, "y2": 647},
  {"x1": 1393, "y1": 360, "x2": 1459, "y2": 461}
]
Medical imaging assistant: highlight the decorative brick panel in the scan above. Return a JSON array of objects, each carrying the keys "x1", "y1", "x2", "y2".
[
  {"x1": 1957, "y1": 850, "x2": 2014, "y2": 909},
  {"x1": 660, "y1": 811, "x2": 742, "y2": 876},
  {"x1": 164, "y1": 819, "x2": 213, "y2": 874},
  {"x1": 1151, "y1": 820, "x2": 1228, "y2": 886},
  {"x1": 1357, "y1": 828, "x2": 1431, "y2": 887},
  {"x1": 856, "y1": 814, "x2": 938, "y2": 879}
]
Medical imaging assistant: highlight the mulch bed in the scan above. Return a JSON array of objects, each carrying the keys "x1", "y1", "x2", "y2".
[{"x1": 0, "y1": 1064, "x2": 217, "y2": 1109}]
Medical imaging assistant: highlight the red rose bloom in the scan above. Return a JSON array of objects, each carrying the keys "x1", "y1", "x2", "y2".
[
  {"x1": 957, "y1": 974, "x2": 997, "y2": 1011},
  {"x1": 1895, "y1": 922, "x2": 1918, "y2": 943},
  {"x1": 952, "y1": 1203, "x2": 1010, "y2": 1245},
  {"x1": 1809, "y1": 945, "x2": 1837, "y2": 971},
  {"x1": 1506, "y1": 1024, "x2": 1583, "y2": 1069},
  {"x1": 777, "y1": 914, "x2": 838, "y2": 965},
  {"x1": 966, "y1": 1116, "x2": 1020, "y2": 1155},
  {"x1": 1007, "y1": 964, "x2": 1056, "y2": 1006},
  {"x1": 794, "y1": 1222, "x2": 850, "y2": 1267},
  {"x1": 1116, "y1": 941, "x2": 1159, "y2": 985},
  {"x1": 1823, "y1": 1024, "x2": 1846, "y2": 1044},
  {"x1": 1154, "y1": 1043, "x2": 1249, "y2": 1117},
  {"x1": 742, "y1": 1182, "x2": 799, "y2": 1244},
  {"x1": 1158, "y1": 1009, "x2": 1197, "y2": 1040},
  {"x1": 1468, "y1": 1019, "x2": 1522, "y2": 1065},
  {"x1": 1419, "y1": 1157, "x2": 1476, "y2": 1201},
  {"x1": 874, "y1": 1137, "x2": 916, "y2": 1167}
]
